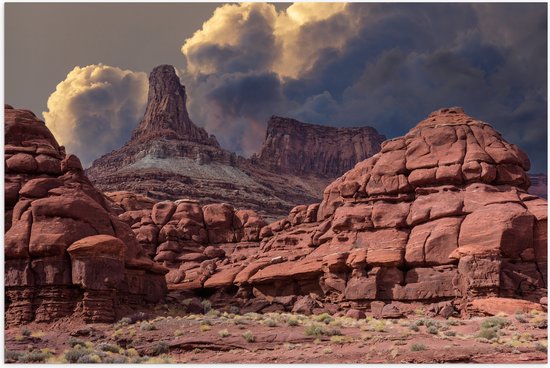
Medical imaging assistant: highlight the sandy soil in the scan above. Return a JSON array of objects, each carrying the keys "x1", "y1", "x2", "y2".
[{"x1": 4, "y1": 305, "x2": 548, "y2": 364}]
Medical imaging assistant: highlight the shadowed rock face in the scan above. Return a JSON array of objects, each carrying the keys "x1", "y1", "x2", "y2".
[
  {"x1": 87, "y1": 65, "x2": 383, "y2": 220},
  {"x1": 115, "y1": 107, "x2": 546, "y2": 316},
  {"x1": 528, "y1": 173, "x2": 547, "y2": 199},
  {"x1": 4, "y1": 105, "x2": 167, "y2": 326},
  {"x1": 256, "y1": 116, "x2": 385, "y2": 177}
]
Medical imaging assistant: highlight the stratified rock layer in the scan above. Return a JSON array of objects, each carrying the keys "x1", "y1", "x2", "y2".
[
  {"x1": 87, "y1": 65, "x2": 383, "y2": 219},
  {"x1": 119, "y1": 107, "x2": 546, "y2": 315},
  {"x1": 4, "y1": 105, "x2": 167, "y2": 326},
  {"x1": 255, "y1": 116, "x2": 385, "y2": 176}
]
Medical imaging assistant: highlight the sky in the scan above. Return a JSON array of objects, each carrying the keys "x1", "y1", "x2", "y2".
[{"x1": 5, "y1": 2, "x2": 548, "y2": 173}]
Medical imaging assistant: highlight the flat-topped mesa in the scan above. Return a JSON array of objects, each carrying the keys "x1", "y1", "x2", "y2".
[
  {"x1": 130, "y1": 65, "x2": 218, "y2": 147},
  {"x1": 256, "y1": 116, "x2": 385, "y2": 177}
]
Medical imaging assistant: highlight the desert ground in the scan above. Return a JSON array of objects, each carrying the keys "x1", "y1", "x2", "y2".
[{"x1": 5, "y1": 303, "x2": 547, "y2": 364}]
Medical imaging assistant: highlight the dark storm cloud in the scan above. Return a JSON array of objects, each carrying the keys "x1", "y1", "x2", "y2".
[{"x1": 181, "y1": 3, "x2": 547, "y2": 172}]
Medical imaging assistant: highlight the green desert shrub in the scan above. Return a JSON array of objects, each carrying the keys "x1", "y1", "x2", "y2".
[
  {"x1": 151, "y1": 342, "x2": 169, "y2": 356},
  {"x1": 18, "y1": 350, "x2": 51, "y2": 363},
  {"x1": 5, "y1": 349, "x2": 23, "y2": 362},
  {"x1": 64, "y1": 347, "x2": 95, "y2": 363},
  {"x1": 98, "y1": 343, "x2": 121, "y2": 353},
  {"x1": 410, "y1": 343, "x2": 427, "y2": 352},
  {"x1": 218, "y1": 329, "x2": 230, "y2": 338},
  {"x1": 287, "y1": 316, "x2": 299, "y2": 326},
  {"x1": 304, "y1": 324, "x2": 326, "y2": 337},
  {"x1": 427, "y1": 325, "x2": 439, "y2": 335},
  {"x1": 140, "y1": 322, "x2": 157, "y2": 331},
  {"x1": 326, "y1": 328, "x2": 342, "y2": 336},
  {"x1": 76, "y1": 354, "x2": 102, "y2": 364},
  {"x1": 476, "y1": 328, "x2": 498, "y2": 341},
  {"x1": 409, "y1": 324, "x2": 420, "y2": 332},
  {"x1": 242, "y1": 331, "x2": 256, "y2": 343},
  {"x1": 315, "y1": 313, "x2": 334, "y2": 325},
  {"x1": 201, "y1": 300, "x2": 212, "y2": 314},
  {"x1": 102, "y1": 355, "x2": 128, "y2": 363},
  {"x1": 481, "y1": 317, "x2": 509, "y2": 330}
]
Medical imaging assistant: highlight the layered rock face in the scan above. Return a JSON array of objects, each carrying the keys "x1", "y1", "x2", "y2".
[
  {"x1": 120, "y1": 107, "x2": 546, "y2": 315},
  {"x1": 4, "y1": 105, "x2": 167, "y2": 326},
  {"x1": 87, "y1": 65, "x2": 383, "y2": 219},
  {"x1": 255, "y1": 116, "x2": 385, "y2": 176},
  {"x1": 130, "y1": 65, "x2": 218, "y2": 146}
]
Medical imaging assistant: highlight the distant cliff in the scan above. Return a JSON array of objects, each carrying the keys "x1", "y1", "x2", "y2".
[
  {"x1": 255, "y1": 116, "x2": 385, "y2": 177},
  {"x1": 87, "y1": 65, "x2": 384, "y2": 219}
]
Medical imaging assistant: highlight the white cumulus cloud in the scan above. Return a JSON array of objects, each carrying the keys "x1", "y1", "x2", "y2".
[{"x1": 43, "y1": 64, "x2": 148, "y2": 167}]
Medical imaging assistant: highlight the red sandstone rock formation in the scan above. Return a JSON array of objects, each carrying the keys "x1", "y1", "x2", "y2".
[
  {"x1": 130, "y1": 65, "x2": 219, "y2": 146},
  {"x1": 118, "y1": 107, "x2": 547, "y2": 316},
  {"x1": 86, "y1": 65, "x2": 383, "y2": 219},
  {"x1": 254, "y1": 116, "x2": 385, "y2": 176},
  {"x1": 4, "y1": 105, "x2": 167, "y2": 326}
]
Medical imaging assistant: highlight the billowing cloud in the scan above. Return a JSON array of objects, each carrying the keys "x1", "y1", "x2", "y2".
[
  {"x1": 44, "y1": 64, "x2": 148, "y2": 167},
  {"x1": 181, "y1": 3, "x2": 547, "y2": 172}
]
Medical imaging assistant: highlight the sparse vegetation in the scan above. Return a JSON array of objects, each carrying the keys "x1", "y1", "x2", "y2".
[
  {"x1": 76, "y1": 353, "x2": 102, "y2": 363},
  {"x1": 21, "y1": 329, "x2": 31, "y2": 337},
  {"x1": 369, "y1": 319, "x2": 386, "y2": 332},
  {"x1": 535, "y1": 342, "x2": 547, "y2": 353},
  {"x1": 115, "y1": 317, "x2": 133, "y2": 328},
  {"x1": 515, "y1": 314, "x2": 527, "y2": 323},
  {"x1": 315, "y1": 313, "x2": 334, "y2": 325},
  {"x1": 242, "y1": 330, "x2": 256, "y2": 343},
  {"x1": 446, "y1": 318, "x2": 460, "y2": 326},
  {"x1": 409, "y1": 324, "x2": 420, "y2": 332},
  {"x1": 476, "y1": 328, "x2": 498, "y2": 341},
  {"x1": 201, "y1": 300, "x2": 212, "y2": 313},
  {"x1": 481, "y1": 317, "x2": 509, "y2": 330},
  {"x1": 199, "y1": 323, "x2": 212, "y2": 332},
  {"x1": 444, "y1": 330, "x2": 456, "y2": 337},
  {"x1": 427, "y1": 325, "x2": 439, "y2": 335},
  {"x1": 330, "y1": 335, "x2": 346, "y2": 344},
  {"x1": 140, "y1": 321, "x2": 157, "y2": 331},
  {"x1": 151, "y1": 342, "x2": 169, "y2": 356},
  {"x1": 304, "y1": 324, "x2": 326, "y2": 337},
  {"x1": 64, "y1": 347, "x2": 95, "y2": 363},
  {"x1": 218, "y1": 329, "x2": 230, "y2": 338},
  {"x1": 264, "y1": 318, "x2": 277, "y2": 327},
  {"x1": 326, "y1": 327, "x2": 343, "y2": 336},
  {"x1": 476, "y1": 316, "x2": 509, "y2": 341},
  {"x1": 67, "y1": 337, "x2": 85, "y2": 348},
  {"x1": 18, "y1": 350, "x2": 52, "y2": 363},
  {"x1": 287, "y1": 316, "x2": 299, "y2": 326},
  {"x1": 411, "y1": 343, "x2": 427, "y2": 352},
  {"x1": 98, "y1": 343, "x2": 121, "y2": 353},
  {"x1": 5, "y1": 349, "x2": 23, "y2": 362}
]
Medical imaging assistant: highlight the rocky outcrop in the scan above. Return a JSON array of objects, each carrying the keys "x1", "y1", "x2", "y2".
[
  {"x1": 130, "y1": 65, "x2": 219, "y2": 146},
  {"x1": 115, "y1": 199, "x2": 267, "y2": 289},
  {"x1": 122, "y1": 107, "x2": 546, "y2": 315},
  {"x1": 87, "y1": 65, "x2": 383, "y2": 220},
  {"x1": 254, "y1": 116, "x2": 385, "y2": 176},
  {"x1": 4, "y1": 105, "x2": 167, "y2": 326}
]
